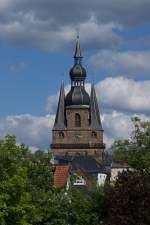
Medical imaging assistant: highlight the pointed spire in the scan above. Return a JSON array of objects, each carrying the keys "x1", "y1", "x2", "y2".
[
  {"x1": 54, "y1": 82, "x2": 66, "y2": 130},
  {"x1": 90, "y1": 84, "x2": 103, "y2": 130},
  {"x1": 74, "y1": 32, "x2": 82, "y2": 64}
]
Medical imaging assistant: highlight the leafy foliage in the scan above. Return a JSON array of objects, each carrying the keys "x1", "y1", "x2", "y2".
[
  {"x1": 0, "y1": 135, "x2": 104, "y2": 225},
  {"x1": 104, "y1": 170, "x2": 150, "y2": 225},
  {"x1": 112, "y1": 117, "x2": 150, "y2": 169},
  {"x1": 0, "y1": 135, "x2": 34, "y2": 225},
  {"x1": 109, "y1": 118, "x2": 150, "y2": 225},
  {"x1": 1, "y1": 123, "x2": 149, "y2": 225},
  {"x1": 68, "y1": 188, "x2": 103, "y2": 225}
]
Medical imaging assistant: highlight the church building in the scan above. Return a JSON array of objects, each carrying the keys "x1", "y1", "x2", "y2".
[{"x1": 51, "y1": 35, "x2": 105, "y2": 162}]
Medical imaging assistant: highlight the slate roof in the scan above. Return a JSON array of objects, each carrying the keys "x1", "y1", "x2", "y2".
[
  {"x1": 65, "y1": 86, "x2": 90, "y2": 106},
  {"x1": 69, "y1": 64, "x2": 86, "y2": 81},
  {"x1": 53, "y1": 82, "x2": 66, "y2": 130},
  {"x1": 90, "y1": 84, "x2": 103, "y2": 131},
  {"x1": 74, "y1": 33, "x2": 82, "y2": 59},
  {"x1": 55, "y1": 155, "x2": 107, "y2": 175},
  {"x1": 53, "y1": 165, "x2": 70, "y2": 188}
]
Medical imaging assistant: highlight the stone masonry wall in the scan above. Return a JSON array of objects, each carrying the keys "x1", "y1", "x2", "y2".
[{"x1": 51, "y1": 107, "x2": 104, "y2": 161}]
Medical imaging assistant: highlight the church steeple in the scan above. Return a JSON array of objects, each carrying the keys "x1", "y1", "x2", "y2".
[{"x1": 51, "y1": 34, "x2": 105, "y2": 161}]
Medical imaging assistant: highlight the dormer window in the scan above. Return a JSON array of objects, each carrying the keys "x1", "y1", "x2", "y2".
[
  {"x1": 74, "y1": 176, "x2": 86, "y2": 185},
  {"x1": 75, "y1": 113, "x2": 81, "y2": 127}
]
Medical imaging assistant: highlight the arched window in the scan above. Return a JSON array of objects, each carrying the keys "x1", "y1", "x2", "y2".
[
  {"x1": 92, "y1": 131, "x2": 97, "y2": 138},
  {"x1": 75, "y1": 113, "x2": 81, "y2": 127},
  {"x1": 59, "y1": 131, "x2": 64, "y2": 138}
]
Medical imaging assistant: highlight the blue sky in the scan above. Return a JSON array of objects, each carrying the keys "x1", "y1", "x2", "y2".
[
  {"x1": 0, "y1": 43, "x2": 96, "y2": 116},
  {"x1": 0, "y1": 0, "x2": 150, "y2": 150}
]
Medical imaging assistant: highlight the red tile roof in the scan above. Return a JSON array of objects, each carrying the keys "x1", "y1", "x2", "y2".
[{"x1": 53, "y1": 165, "x2": 70, "y2": 188}]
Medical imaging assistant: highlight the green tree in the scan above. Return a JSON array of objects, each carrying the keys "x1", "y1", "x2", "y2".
[
  {"x1": 0, "y1": 135, "x2": 34, "y2": 225},
  {"x1": 24, "y1": 150, "x2": 54, "y2": 225},
  {"x1": 112, "y1": 117, "x2": 150, "y2": 170},
  {"x1": 0, "y1": 136, "x2": 55, "y2": 225},
  {"x1": 0, "y1": 136, "x2": 105, "y2": 225},
  {"x1": 69, "y1": 189, "x2": 99, "y2": 225},
  {"x1": 104, "y1": 170, "x2": 150, "y2": 225}
]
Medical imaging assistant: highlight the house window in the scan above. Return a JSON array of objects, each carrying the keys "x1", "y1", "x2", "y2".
[
  {"x1": 75, "y1": 113, "x2": 81, "y2": 127},
  {"x1": 74, "y1": 176, "x2": 86, "y2": 185},
  {"x1": 59, "y1": 131, "x2": 64, "y2": 138}
]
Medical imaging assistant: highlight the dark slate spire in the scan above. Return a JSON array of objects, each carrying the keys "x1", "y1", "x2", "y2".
[
  {"x1": 54, "y1": 82, "x2": 66, "y2": 130},
  {"x1": 90, "y1": 84, "x2": 103, "y2": 130},
  {"x1": 74, "y1": 33, "x2": 82, "y2": 64},
  {"x1": 66, "y1": 33, "x2": 89, "y2": 106},
  {"x1": 69, "y1": 33, "x2": 86, "y2": 83}
]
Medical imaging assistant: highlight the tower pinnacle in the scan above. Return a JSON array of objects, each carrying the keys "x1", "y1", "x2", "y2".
[
  {"x1": 53, "y1": 82, "x2": 65, "y2": 130},
  {"x1": 74, "y1": 32, "x2": 82, "y2": 63},
  {"x1": 69, "y1": 34, "x2": 86, "y2": 84}
]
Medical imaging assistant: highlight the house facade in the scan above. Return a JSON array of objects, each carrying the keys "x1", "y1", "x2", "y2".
[{"x1": 111, "y1": 162, "x2": 132, "y2": 181}]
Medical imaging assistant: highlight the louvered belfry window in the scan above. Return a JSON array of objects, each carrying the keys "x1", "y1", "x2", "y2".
[{"x1": 75, "y1": 113, "x2": 81, "y2": 127}]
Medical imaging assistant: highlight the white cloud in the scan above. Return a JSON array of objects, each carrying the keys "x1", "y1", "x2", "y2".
[
  {"x1": 0, "y1": 114, "x2": 55, "y2": 149},
  {"x1": 46, "y1": 94, "x2": 58, "y2": 114},
  {"x1": 0, "y1": 0, "x2": 149, "y2": 52},
  {"x1": 7, "y1": 0, "x2": 150, "y2": 26},
  {"x1": 102, "y1": 111, "x2": 133, "y2": 148},
  {"x1": 90, "y1": 50, "x2": 150, "y2": 76},
  {"x1": 103, "y1": 111, "x2": 150, "y2": 148},
  {"x1": 0, "y1": 14, "x2": 121, "y2": 51},
  {"x1": 0, "y1": 111, "x2": 149, "y2": 150},
  {"x1": 78, "y1": 18, "x2": 121, "y2": 50},
  {"x1": 0, "y1": 0, "x2": 14, "y2": 12},
  {"x1": 95, "y1": 77, "x2": 150, "y2": 114}
]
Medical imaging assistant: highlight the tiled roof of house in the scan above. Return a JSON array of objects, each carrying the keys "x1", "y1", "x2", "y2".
[
  {"x1": 55, "y1": 155, "x2": 107, "y2": 176},
  {"x1": 53, "y1": 165, "x2": 70, "y2": 188}
]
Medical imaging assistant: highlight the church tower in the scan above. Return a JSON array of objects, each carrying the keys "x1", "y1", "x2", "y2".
[{"x1": 51, "y1": 35, "x2": 105, "y2": 161}]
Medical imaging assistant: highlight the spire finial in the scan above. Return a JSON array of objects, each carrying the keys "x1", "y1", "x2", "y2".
[{"x1": 74, "y1": 29, "x2": 82, "y2": 63}]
